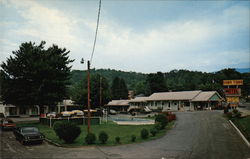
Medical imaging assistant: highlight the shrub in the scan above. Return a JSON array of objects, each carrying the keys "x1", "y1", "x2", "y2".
[
  {"x1": 53, "y1": 121, "x2": 81, "y2": 143},
  {"x1": 232, "y1": 109, "x2": 239, "y2": 114},
  {"x1": 150, "y1": 128, "x2": 157, "y2": 136},
  {"x1": 85, "y1": 133, "x2": 96, "y2": 144},
  {"x1": 235, "y1": 112, "x2": 241, "y2": 118},
  {"x1": 131, "y1": 135, "x2": 136, "y2": 142},
  {"x1": 115, "y1": 136, "x2": 121, "y2": 144},
  {"x1": 154, "y1": 123, "x2": 161, "y2": 131},
  {"x1": 141, "y1": 129, "x2": 149, "y2": 139},
  {"x1": 155, "y1": 114, "x2": 168, "y2": 129},
  {"x1": 98, "y1": 131, "x2": 108, "y2": 144}
]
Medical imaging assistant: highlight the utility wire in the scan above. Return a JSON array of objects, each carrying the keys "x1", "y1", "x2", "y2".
[{"x1": 90, "y1": 0, "x2": 101, "y2": 64}]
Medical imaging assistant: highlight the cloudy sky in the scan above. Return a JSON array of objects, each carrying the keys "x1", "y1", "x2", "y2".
[{"x1": 0, "y1": 0, "x2": 249, "y2": 73}]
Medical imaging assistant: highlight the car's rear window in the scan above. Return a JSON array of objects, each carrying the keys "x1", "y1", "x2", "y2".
[{"x1": 21, "y1": 127, "x2": 38, "y2": 133}]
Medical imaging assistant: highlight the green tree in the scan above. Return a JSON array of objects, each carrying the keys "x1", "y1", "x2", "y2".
[
  {"x1": 111, "y1": 77, "x2": 128, "y2": 99},
  {"x1": 146, "y1": 72, "x2": 167, "y2": 94},
  {"x1": 71, "y1": 74, "x2": 110, "y2": 108},
  {"x1": 135, "y1": 81, "x2": 146, "y2": 95},
  {"x1": 0, "y1": 41, "x2": 73, "y2": 113}
]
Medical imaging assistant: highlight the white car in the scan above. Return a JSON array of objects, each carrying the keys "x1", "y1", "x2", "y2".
[
  {"x1": 60, "y1": 111, "x2": 74, "y2": 117},
  {"x1": 71, "y1": 110, "x2": 84, "y2": 116},
  {"x1": 109, "y1": 109, "x2": 117, "y2": 115},
  {"x1": 46, "y1": 112, "x2": 57, "y2": 118}
]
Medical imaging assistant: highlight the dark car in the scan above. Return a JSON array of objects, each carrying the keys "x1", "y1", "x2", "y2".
[
  {"x1": 0, "y1": 118, "x2": 16, "y2": 130},
  {"x1": 13, "y1": 127, "x2": 44, "y2": 145}
]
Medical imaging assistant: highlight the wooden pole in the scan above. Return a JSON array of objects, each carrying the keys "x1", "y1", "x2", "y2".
[
  {"x1": 87, "y1": 60, "x2": 91, "y2": 134},
  {"x1": 100, "y1": 77, "x2": 102, "y2": 107}
]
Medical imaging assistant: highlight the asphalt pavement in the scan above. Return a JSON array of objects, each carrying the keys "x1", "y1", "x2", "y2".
[{"x1": 1, "y1": 111, "x2": 249, "y2": 159}]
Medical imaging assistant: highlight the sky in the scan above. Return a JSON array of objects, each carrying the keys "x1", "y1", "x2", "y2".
[{"x1": 0, "y1": 0, "x2": 249, "y2": 73}]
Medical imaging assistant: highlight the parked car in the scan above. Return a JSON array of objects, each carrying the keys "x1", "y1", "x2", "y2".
[
  {"x1": 13, "y1": 126, "x2": 44, "y2": 145},
  {"x1": 109, "y1": 109, "x2": 117, "y2": 115},
  {"x1": 46, "y1": 112, "x2": 57, "y2": 118},
  {"x1": 0, "y1": 118, "x2": 16, "y2": 130},
  {"x1": 60, "y1": 111, "x2": 74, "y2": 117},
  {"x1": 71, "y1": 110, "x2": 84, "y2": 116}
]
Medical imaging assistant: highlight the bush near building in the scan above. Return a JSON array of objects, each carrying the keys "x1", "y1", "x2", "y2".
[
  {"x1": 115, "y1": 136, "x2": 121, "y2": 144},
  {"x1": 150, "y1": 128, "x2": 157, "y2": 136},
  {"x1": 155, "y1": 114, "x2": 168, "y2": 129},
  {"x1": 131, "y1": 135, "x2": 136, "y2": 142},
  {"x1": 98, "y1": 131, "x2": 108, "y2": 144},
  {"x1": 141, "y1": 129, "x2": 149, "y2": 139},
  {"x1": 85, "y1": 133, "x2": 96, "y2": 144},
  {"x1": 53, "y1": 121, "x2": 81, "y2": 143}
]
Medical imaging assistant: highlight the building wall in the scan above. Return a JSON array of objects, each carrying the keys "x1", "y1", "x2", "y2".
[
  {"x1": 146, "y1": 100, "x2": 194, "y2": 111},
  {"x1": 0, "y1": 104, "x2": 40, "y2": 117}
]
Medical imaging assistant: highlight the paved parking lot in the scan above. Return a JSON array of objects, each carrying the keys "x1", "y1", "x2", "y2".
[{"x1": 1, "y1": 111, "x2": 249, "y2": 159}]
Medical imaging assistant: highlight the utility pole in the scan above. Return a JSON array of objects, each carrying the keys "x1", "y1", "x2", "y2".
[
  {"x1": 99, "y1": 76, "x2": 102, "y2": 108},
  {"x1": 87, "y1": 60, "x2": 91, "y2": 134}
]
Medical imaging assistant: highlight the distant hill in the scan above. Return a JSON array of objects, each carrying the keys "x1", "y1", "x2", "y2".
[
  {"x1": 70, "y1": 69, "x2": 147, "y2": 89},
  {"x1": 236, "y1": 68, "x2": 250, "y2": 73},
  {"x1": 70, "y1": 68, "x2": 250, "y2": 97}
]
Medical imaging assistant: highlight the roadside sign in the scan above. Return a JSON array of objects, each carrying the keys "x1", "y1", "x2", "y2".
[
  {"x1": 226, "y1": 97, "x2": 240, "y2": 103},
  {"x1": 223, "y1": 80, "x2": 243, "y2": 86},
  {"x1": 224, "y1": 88, "x2": 241, "y2": 95}
]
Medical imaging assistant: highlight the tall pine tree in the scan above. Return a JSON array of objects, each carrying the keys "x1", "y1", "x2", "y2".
[{"x1": 111, "y1": 77, "x2": 128, "y2": 99}]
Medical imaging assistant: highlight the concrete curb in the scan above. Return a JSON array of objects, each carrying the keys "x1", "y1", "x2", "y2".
[
  {"x1": 229, "y1": 120, "x2": 250, "y2": 148},
  {"x1": 44, "y1": 138, "x2": 62, "y2": 147}
]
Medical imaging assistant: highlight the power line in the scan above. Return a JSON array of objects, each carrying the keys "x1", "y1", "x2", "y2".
[{"x1": 90, "y1": 0, "x2": 101, "y2": 64}]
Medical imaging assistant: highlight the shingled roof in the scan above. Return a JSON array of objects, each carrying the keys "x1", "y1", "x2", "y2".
[
  {"x1": 105, "y1": 100, "x2": 130, "y2": 106},
  {"x1": 147, "y1": 91, "x2": 202, "y2": 101},
  {"x1": 129, "y1": 97, "x2": 148, "y2": 103},
  {"x1": 192, "y1": 91, "x2": 222, "y2": 101}
]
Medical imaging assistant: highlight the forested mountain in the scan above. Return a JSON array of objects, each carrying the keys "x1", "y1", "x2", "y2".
[
  {"x1": 70, "y1": 68, "x2": 146, "y2": 90},
  {"x1": 70, "y1": 68, "x2": 250, "y2": 101}
]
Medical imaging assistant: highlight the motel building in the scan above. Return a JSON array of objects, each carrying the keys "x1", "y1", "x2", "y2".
[
  {"x1": 0, "y1": 99, "x2": 78, "y2": 117},
  {"x1": 106, "y1": 90, "x2": 223, "y2": 112}
]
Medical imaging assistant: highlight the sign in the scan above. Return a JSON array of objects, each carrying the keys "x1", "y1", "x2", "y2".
[
  {"x1": 223, "y1": 80, "x2": 243, "y2": 86},
  {"x1": 226, "y1": 97, "x2": 240, "y2": 103},
  {"x1": 224, "y1": 88, "x2": 241, "y2": 95}
]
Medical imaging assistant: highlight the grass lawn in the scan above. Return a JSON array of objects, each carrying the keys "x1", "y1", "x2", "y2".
[
  {"x1": 232, "y1": 115, "x2": 250, "y2": 142},
  {"x1": 17, "y1": 121, "x2": 174, "y2": 147}
]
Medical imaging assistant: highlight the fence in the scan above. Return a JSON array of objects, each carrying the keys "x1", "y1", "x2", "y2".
[{"x1": 40, "y1": 117, "x2": 100, "y2": 127}]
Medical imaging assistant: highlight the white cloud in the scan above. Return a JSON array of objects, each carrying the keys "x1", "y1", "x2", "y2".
[{"x1": 0, "y1": 1, "x2": 249, "y2": 73}]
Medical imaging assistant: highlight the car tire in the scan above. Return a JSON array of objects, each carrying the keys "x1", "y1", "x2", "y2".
[{"x1": 21, "y1": 139, "x2": 26, "y2": 145}]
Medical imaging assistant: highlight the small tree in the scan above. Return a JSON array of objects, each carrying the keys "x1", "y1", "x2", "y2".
[
  {"x1": 85, "y1": 133, "x2": 96, "y2": 144},
  {"x1": 115, "y1": 136, "x2": 121, "y2": 144},
  {"x1": 53, "y1": 121, "x2": 81, "y2": 143},
  {"x1": 131, "y1": 135, "x2": 136, "y2": 142},
  {"x1": 98, "y1": 131, "x2": 109, "y2": 144},
  {"x1": 155, "y1": 114, "x2": 168, "y2": 129},
  {"x1": 150, "y1": 128, "x2": 157, "y2": 136},
  {"x1": 141, "y1": 129, "x2": 149, "y2": 139}
]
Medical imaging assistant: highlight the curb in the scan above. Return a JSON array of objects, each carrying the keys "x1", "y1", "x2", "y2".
[
  {"x1": 44, "y1": 138, "x2": 62, "y2": 147},
  {"x1": 229, "y1": 120, "x2": 250, "y2": 148}
]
